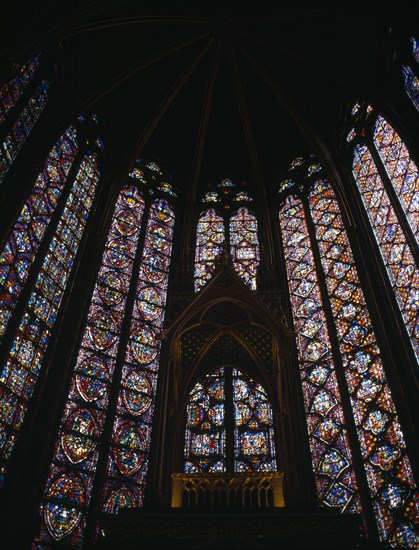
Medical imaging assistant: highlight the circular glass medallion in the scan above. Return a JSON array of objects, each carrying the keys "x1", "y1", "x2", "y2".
[
  {"x1": 137, "y1": 287, "x2": 162, "y2": 321},
  {"x1": 122, "y1": 371, "x2": 152, "y2": 416},
  {"x1": 148, "y1": 223, "x2": 171, "y2": 251},
  {"x1": 44, "y1": 474, "x2": 85, "y2": 540},
  {"x1": 115, "y1": 208, "x2": 138, "y2": 236},
  {"x1": 76, "y1": 356, "x2": 109, "y2": 402},
  {"x1": 143, "y1": 254, "x2": 166, "y2": 283},
  {"x1": 130, "y1": 325, "x2": 158, "y2": 364},
  {"x1": 98, "y1": 271, "x2": 125, "y2": 306},
  {"x1": 88, "y1": 311, "x2": 117, "y2": 350},
  {"x1": 61, "y1": 408, "x2": 98, "y2": 463},
  {"x1": 113, "y1": 421, "x2": 146, "y2": 475},
  {"x1": 107, "y1": 238, "x2": 131, "y2": 268}
]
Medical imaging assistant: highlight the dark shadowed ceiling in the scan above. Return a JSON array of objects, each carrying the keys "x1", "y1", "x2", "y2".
[{"x1": 1, "y1": 1, "x2": 418, "y2": 198}]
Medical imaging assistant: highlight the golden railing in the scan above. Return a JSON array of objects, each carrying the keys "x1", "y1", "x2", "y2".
[{"x1": 171, "y1": 472, "x2": 284, "y2": 509}]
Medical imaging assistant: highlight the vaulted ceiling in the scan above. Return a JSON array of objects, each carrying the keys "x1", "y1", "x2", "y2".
[{"x1": 1, "y1": 1, "x2": 416, "y2": 199}]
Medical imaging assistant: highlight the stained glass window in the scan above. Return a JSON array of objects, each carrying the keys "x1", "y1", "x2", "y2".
[
  {"x1": 372, "y1": 115, "x2": 419, "y2": 243},
  {"x1": 352, "y1": 143, "x2": 419, "y2": 362},
  {"x1": 0, "y1": 126, "x2": 79, "y2": 337},
  {"x1": 0, "y1": 153, "x2": 100, "y2": 488},
  {"x1": 0, "y1": 54, "x2": 40, "y2": 125},
  {"x1": 309, "y1": 179, "x2": 419, "y2": 547},
  {"x1": 101, "y1": 198, "x2": 175, "y2": 513},
  {"x1": 229, "y1": 207, "x2": 260, "y2": 290},
  {"x1": 0, "y1": 79, "x2": 50, "y2": 184},
  {"x1": 402, "y1": 66, "x2": 419, "y2": 111},
  {"x1": 279, "y1": 194, "x2": 361, "y2": 513},
  {"x1": 194, "y1": 209, "x2": 225, "y2": 292},
  {"x1": 184, "y1": 369, "x2": 226, "y2": 473},
  {"x1": 184, "y1": 368, "x2": 276, "y2": 474},
  {"x1": 35, "y1": 185, "x2": 145, "y2": 547},
  {"x1": 34, "y1": 165, "x2": 175, "y2": 548},
  {"x1": 194, "y1": 180, "x2": 260, "y2": 292},
  {"x1": 411, "y1": 37, "x2": 419, "y2": 63}
]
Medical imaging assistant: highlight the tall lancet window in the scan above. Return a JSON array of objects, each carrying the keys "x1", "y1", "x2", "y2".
[
  {"x1": 350, "y1": 106, "x2": 419, "y2": 365},
  {"x1": 0, "y1": 114, "x2": 103, "y2": 488},
  {"x1": 184, "y1": 368, "x2": 277, "y2": 474},
  {"x1": 278, "y1": 157, "x2": 419, "y2": 548},
  {"x1": 402, "y1": 37, "x2": 419, "y2": 111},
  {"x1": 0, "y1": 54, "x2": 50, "y2": 184},
  {"x1": 194, "y1": 179, "x2": 259, "y2": 291},
  {"x1": 34, "y1": 160, "x2": 176, "y2": 549}
]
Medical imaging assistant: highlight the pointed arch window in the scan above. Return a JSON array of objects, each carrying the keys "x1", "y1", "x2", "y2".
[
  {"x1": 0, "y1": 125, "x2": 79, "y2": 336},
  {"x1": 194, "y1": 180, "x2": 260, "y2": 291},
  {"x1": 34, "y1": 161, "x2": 176, "y2": 548},
  {"x1": 0, "y1": 54, "x2": 50, "y2": 184},
  {"x1": 351, "y1": 111, "x2": 419, "y2": 363},
  {"x1": 0, "y1": 54, "x2": 40, "y2": 125},
  {"x1": 402, "y1": 37, "x2": 419, "y2": 111},
  {"x1": 278, "y1": 158, "x2": 419, "y2": 547},
  {"x1": 0, "y1": 117, "x2": 102, "y2": 488},
  {"x1": 184, "y1": 367, "x2": 277, "y2": 474}
]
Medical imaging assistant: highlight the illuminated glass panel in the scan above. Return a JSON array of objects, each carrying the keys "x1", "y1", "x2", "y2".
[
  {"x1": 0, "y1": 54, "x2": 40, "y2": 125},
  {"x1": 101, "y1": 198, "x2": 175, "y2": 513},
  {"x1": 229, "y1": 207, "x2": 260, "y2": 290},
  {"x1": 352, "y1": 144, "x2": 419, "y2": 362},
  {"x1": 0, "y1": 154, "x2": 100, "y2": 489},
  {"x1": 0, "y1": 79, "x2": 50, "y2": 184},
  {"x1": 373, "y1": 115, "x2": 419, "y2": 242},
  {"x1": 411, "y1": 37, "x2": 419, "y2": 63},
  {"x1": 309, "y1": 179, "x2": 419, "y2": 547},
  {"x1": 233, "y1": 369, "x2": 276, "y2": 472},
  {"x1": 184, "y1": 369, "x2": 226, "y2": 474},
  {"x1": 0, "y1": 126, "x2": 79, "y2": 337},
  {"x1": 194, "y1": 209, "x2": 225, "y2": 292},
  {"x1": 35, "y1": 185, "x2": 144, "y2": 547},
  {"x1": 279, "y1": 195, "x2": 361, "y2": 513},
  {"x1": 184, "y1": 368, "x2": 276, "y2": 474},
  {"x1": 402, "y1": 66, "x2": 419, "y2": 111}
]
